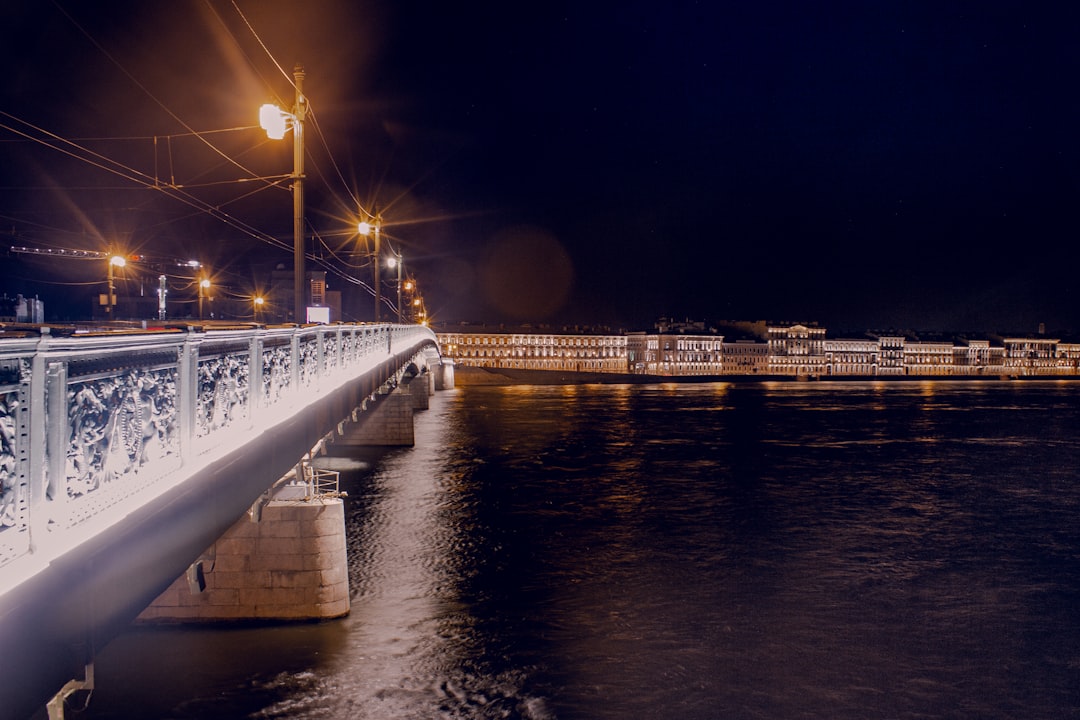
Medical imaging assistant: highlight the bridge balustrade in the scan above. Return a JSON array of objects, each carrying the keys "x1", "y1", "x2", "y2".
[{"x1": 0, "y1": 323, "x2": 435, "y2": 571}]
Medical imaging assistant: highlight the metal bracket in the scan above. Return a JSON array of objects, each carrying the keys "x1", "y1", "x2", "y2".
[{"x1": 45, "y1": 662, "x2": 94, "y2": 720}]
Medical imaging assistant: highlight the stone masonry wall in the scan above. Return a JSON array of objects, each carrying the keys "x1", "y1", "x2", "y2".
[
  {"x1": 337, "y1": 386, "x2": 415, "y2": 447},
  {"x1": 138, "y1": 498, "x2": 350, "y2": 623}
]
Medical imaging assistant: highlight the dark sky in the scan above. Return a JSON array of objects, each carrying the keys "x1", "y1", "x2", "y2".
[{"x1": 3, "y1": 1, "x2": 1079, "y2": 333}]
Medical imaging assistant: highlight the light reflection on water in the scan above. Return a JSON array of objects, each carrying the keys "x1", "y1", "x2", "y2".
[{"x1": 81, "y1": 381, "x2": 1079, "y2": 719}]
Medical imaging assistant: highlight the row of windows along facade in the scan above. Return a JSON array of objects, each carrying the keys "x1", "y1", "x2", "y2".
[{"x1": 437, "y1": 325, "x2": 1080, "y2": 377}]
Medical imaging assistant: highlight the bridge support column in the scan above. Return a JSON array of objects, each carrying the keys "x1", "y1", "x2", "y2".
[
  {"x1": 409, "y1": 372, "x2": 431, "y2": 410},
  {"x1": 435, "y1": 359, "x2": 455, "y2": 390},
  {"x1": 336, "y1": 385, "x2": 416, "y2": 447},
  {"x1": 137, "y1": 498, "x2": 349, "y2": 623}
]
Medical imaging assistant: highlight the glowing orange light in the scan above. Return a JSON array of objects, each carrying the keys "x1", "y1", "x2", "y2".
[{"x1": 259, "y1": 104, "x2": 288, "y2": 140}]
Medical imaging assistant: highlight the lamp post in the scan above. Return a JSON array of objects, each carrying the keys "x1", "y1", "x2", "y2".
[
  {"x1": 198, "y1": 277, "x2": 210, "y2": 320},
  {"x1": 156, "y1": 274, "x2": 167, "y2": 320},
  {"x1": 386, "y1": 253, "x2": 403, "y2": 323},
  {"x1": 403, "y1": 278, "x2": 415, "y2": 321},
  {"x1": 358, "y1": 212, "x2": 382, "y2": 322},
  {"x1": 413, "y1": 295, "x2": 425, "y2": 325},
  {"x1": 260, "y1": 64, "x2": 308, "y2": 324},
  {"x1": 106, "y1": 255, "x2": 125, "y2": 318}
]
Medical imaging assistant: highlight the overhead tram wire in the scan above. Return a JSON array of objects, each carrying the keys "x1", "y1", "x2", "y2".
[
  {"x1": 55, "y1": 1, "x2": 374, "y2": 284},
  {"x1": 33, "y1": 2, "x2": 391, "y2": 298},
  {"x1": 53, "y1": 2, "x2": 273, "y2": 190},
  {"x1": 6, "y1": 7, "x2": 303, "y2": 254},
  {"x1": 222, "y1": 0, "x2": 404, "y2": 296},
  {"x1": 192, "y1": 1, "x2": 383, "y2": 292},
  {"x1": 0, "y1": 113, "x2": 294, "y2": 254},
  {"x1": 224, "y1": 0, "x2": 373, "y2": 221},
  {"x1": 4, "y1": 110, "x2": 374, "y2": 295}
]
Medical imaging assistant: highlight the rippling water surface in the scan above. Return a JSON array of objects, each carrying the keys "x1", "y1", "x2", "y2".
[{"x1": 82, "y1": 381, "x2": 1080, "y2": 719}]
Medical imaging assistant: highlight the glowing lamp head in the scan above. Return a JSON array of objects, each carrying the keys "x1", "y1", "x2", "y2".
[
  {"x1": 259, "y1": 104, "x2": 288, "y2": 140},
  {"x1": 200, "y1": 279, "x2": 211, "y2": 289},
  {"x1": 109, "y1": 255, "x2": 126, "y2": 268},
  {"x1": 386, "y1": 256, "x2": 398, "y2": 269},
  {"x1": 358, "y1": 221, "x2": 371, "y2": 236},
  {"x1": 254, "y1": 296, "x2": 265, "y2": 306}
]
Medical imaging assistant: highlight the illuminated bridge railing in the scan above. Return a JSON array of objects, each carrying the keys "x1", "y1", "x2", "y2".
[{"x1": 0, "y1": 322, "x2": 436, "y2": 571}]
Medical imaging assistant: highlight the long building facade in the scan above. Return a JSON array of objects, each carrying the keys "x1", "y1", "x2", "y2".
[{"x1": 436, "y1": 323, "x2": 1080, "y2": 378}]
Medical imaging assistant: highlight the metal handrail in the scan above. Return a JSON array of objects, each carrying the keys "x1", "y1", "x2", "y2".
[{"x1": 0, "y1": 322, "x2": 436, "y2": 569}]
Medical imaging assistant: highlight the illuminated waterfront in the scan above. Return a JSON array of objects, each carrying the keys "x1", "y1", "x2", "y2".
[{"x1": 81, "y1": 381, "x2": 1079, "y2": 719}]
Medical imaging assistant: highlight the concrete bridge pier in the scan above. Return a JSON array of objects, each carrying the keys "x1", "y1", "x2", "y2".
[
  {"x1": 137, "y1": 493, "x2": 349, "y2": 624},
  {"x1": 435, "y1": 358, "x2": 455, "y2": 390}
]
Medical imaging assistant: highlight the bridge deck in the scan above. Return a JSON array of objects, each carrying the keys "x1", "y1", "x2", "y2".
[{"x1": 0, "y1": 322, "x2": 441, "y2": 720}]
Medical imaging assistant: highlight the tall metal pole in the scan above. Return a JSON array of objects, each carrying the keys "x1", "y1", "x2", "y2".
[
  {"x1": 373, "y1": 214, "x2": 381, "y2": 322},
  {"x1": 395, "y1": 255, "x2": 402, "y2": 323},
  {"x1": 157, "y1": 274, "x2": 167, "y2": 320},
  {"x1": 292, "y1": 64, "x2": 307, "y2": 324},
  {"x1": 107, "y1": 262, "x2": 114, "y2": 317}
]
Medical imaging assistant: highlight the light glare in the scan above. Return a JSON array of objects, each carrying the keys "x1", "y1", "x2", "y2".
[{"x1": 259, "y1": 104, "x2": 288, "y2": 140}]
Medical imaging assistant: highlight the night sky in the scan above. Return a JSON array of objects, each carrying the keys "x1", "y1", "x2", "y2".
[{"x1": 2, "y1": 1, "x2": 1079, "y2": 333}]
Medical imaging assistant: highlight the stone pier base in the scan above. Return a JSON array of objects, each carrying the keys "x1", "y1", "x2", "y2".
[
  {"x1": 435, "y1": 359, "x2": 455, "y2": 390},
  {"x1": 337, "y1": 385, "x2": 415, "y2": 447},
  {"x1": 137, "y1": 498, "x2": 350, "y2": 623},
  {"x1": 409, "y1": 372, "x2": 433, "y2": 410}
]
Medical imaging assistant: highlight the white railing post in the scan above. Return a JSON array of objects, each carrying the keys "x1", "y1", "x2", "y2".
[
  {"x1": 27, "y1": 331, "x2": 50, "y2": 551},
  {"x1": 316, "y1": 326, "x2": 327, "y2": 389},
  {"x1": 290, "y1": 329, "x2": 301, "y2": 395},
  {"x1": 249, "y1": 329, "x2": 263, "y2": 425},
  {"x1": 44, "y1": 361, "x2": 68, "y2": 529},
  {"x1": 178, "y1": 331, "x2": 199, "y2": 465}
]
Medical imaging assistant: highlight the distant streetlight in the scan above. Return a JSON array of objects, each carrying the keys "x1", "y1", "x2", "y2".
[
  {"x1": 403, "y1": 280, "x2": 415, "y2": 320},
  {"x1": 198, "y1": 277, "x2": 211, "y2": 320},
  {"x1": 253, "y1": 295, "x2": 265, "y2": 322},
  {"x1": 358, "y1": 212, "x2": 382, "y2": 321},
  {"x1": 260, "y1": 64, "x2": 308, "y2": 324},
  {"x1": 156, "y1": 274, "x2": 168, "y2": 320},
  {"x1": 106, "y1": 254, "x2": 126, "y2": 317},
  {"x1": 412, "y1": 294, "x2": 425, "y2": 325},
  {"x1": 386, "y1": 253, "x2": 403, "y2": 323}
]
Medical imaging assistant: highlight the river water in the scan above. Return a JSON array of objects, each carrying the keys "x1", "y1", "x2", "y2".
[{"x1": 79, "y1": 381, "x2": 1080, "y2": 719}]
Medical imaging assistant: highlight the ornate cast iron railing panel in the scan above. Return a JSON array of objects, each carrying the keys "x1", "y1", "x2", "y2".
[
  {"x1": 0, "y1": 351, "x2": 32, "y2": 565},
  {"x1": 194, "y1": 341, "x2": 250, "y2": 443},
  {"x1": 0, "y1": 323, "x2": 438, "y2": 569},
  {"x1": 299, "y1": 334, "x2": 319, "y2": 388},
  {"x1": 262, "y1": 341, "x2": 292, "y2": 408},
  {"x1": 64, "y1": 363, "x2": 181, "y2": 528}
]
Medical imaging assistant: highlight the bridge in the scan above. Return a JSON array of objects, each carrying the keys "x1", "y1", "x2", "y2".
[{"x1": 0, "y1": 322, "x2": 449, "y2": 719}]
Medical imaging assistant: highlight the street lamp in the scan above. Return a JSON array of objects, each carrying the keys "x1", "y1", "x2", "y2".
[
  {"x1": 106, "y1": 255, "x2": 126, "y2": 318},
  {"x1": 198, "y1": 277, "x2": 211, "y2": 320},
  {"x1": 412, "y1": 295, "x2": 424, "y2": 325},
  {"x1": 260, "y1": 63, "x2": 308, "y2": 324},
  {"x1": 386, "y1": 253, "x2": 403, "y2": 323},
  {"x1": 156, "y1": 274, "x2": 168, "y2": 320},
  {"x1": 358, "y1": 212, "x2": 382, "y2": 321},
  {"x1": 253, "y1": 295, "x2": 265, "y2": 322}
]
